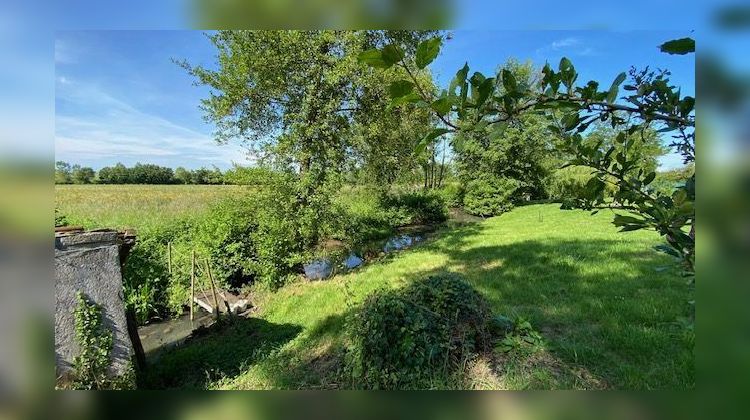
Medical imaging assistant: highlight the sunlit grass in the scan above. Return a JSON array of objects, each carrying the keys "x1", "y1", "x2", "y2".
[{"x1": 146, "y1": 204, "x2": 694, "y2": 390}]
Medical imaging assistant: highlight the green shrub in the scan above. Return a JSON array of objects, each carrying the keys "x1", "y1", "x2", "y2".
[
  {"x1": 383, "y1": 190, "x2": 448, "y2": 225},
  {"x1": 463, "y1": 177, "x2": 519, "y2": 216},
  {"x1": 547, "y1": 166, "x2": 617, "y2": 208},
  {"x1": 346, "y1": 274, "x2": 492, "y2": 389},
  {"x1": 331, "y1": 188, "x2": 447, "y2": 246},
  {"x1": 122, "y1": 222, "x2": 186, "y2": 324},
  {"x1": 250, "y1": 185, "x2": 306, "y2": 289},
  {"x1": 436, "y1": 182, "x2": 464, "y2": 208},
  {"x1": 547, "y1": 166, "x2": 591, "y2": 203},
  {"x1": 331, "y1": 187, "x2": 395, "y2": 244}
]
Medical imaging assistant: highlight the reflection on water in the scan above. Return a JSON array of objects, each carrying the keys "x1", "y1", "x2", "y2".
[
  {"x1": 343, "y1": 254, "x2": 363, "y2": 269},
  {"x1": 138, "y1": 311, "x2": 215, "y2": 356},
  {"x1": 303, "y1": 259, "x2": 333, "y2": 280},
  {"x1": 303, "y1": 231, "x2": 429, "y2": 280},
  {"x1": 383, "y1": 234, "x2": 424, "y2": 252}
]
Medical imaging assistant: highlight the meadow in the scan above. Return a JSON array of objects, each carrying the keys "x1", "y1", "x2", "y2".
[
  {"x1": 141, "y1": 203, "x2": 694, "y2": 390},
  {"x1": 55, "y1": 184, "x2": 252, "y2": 231}
]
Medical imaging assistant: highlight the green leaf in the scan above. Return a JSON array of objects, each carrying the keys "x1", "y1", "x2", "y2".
[
  {"x1": 559, "y1": 57, "x2": 576, "y2": 88},
  {"x1": 562, "y1": 113, "x2": 580, "y2": 131},
  {"x1": 642, "y1": 171, "x2": 656, "y2": 186},
  {"x1": 415, "y1": 37, "x2": 442, "y2": 69},
  {"x1": 388, "y1": 80, "x2": 414, "y2": 99},
  {"x1": 502, "y1": 69, "x2": 517, "y2": 93},
  {"x1": 469, "y1": 71, "x2": 486, "y2": 87},
  {"x1": 430, "y1": 97, "x2": 452, "y2": 115},
  {"x1": 415, "y1": 128, "x2": 451, "y2": 155},
  {"x1": 607, "y1": 72, "x2": 626, "y2": 103},
  {"x1": 381, "y1": 44, "x2": 405, "y2": 65},
  {"x1": 672, "y1": 189, "x2": 687, "y2": 205},
  {"x1": 612, "y1": 214, "x2": 645, "y2": 226},
  {"x1": 358, "y1": 49, "x2": 391, "y2": 68},
  {"x1": 659, "y1": 38, "x2": 695, "y2": 55},
  {"x1": 679, "y1": 96, "x2": 695, "y2": 116},
  {"x1": 475, "y1": 77, "x2": 495, "y2": 108},
  {"x1": 387, "y1": 92, "x2": 421, "y2": 110}
]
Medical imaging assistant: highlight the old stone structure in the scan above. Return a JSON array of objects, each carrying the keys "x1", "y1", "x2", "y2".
[{"x1": 54, "y1": 229, "x2": 140, "y2": 381}]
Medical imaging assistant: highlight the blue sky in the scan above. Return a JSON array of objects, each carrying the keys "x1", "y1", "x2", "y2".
[{"x1": 55, "y1": 30, "x2": 695, "y2": 170}]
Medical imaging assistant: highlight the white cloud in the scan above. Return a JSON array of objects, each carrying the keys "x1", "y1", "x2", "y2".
[
  {"x1": 55, "y1": 81, "x2": 252, "y2": 169},
  {"x1": 537, "y1": 36, "x2": 596, "y2": 57},
  {"x1": 551, "y1": 37, "x2": 580, "y2": 49}
]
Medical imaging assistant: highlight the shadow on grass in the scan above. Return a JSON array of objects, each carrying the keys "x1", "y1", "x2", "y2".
[
  {"x1": 258, "y1": 236, "x2": 692, "y2": 389},
  {"x1": 140, "y1": 317, "x2": 302, "y2": 389},
  {"x1": 425, "y1": 237, "x2": 693, "y2": 389},
  {"x1": 140, "y1": 226, "x2": 693, "y2": 389}
]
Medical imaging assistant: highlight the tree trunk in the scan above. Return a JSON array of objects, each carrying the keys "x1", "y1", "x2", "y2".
[
  {"x1": 430, "y1": 147, "x2": 436, "y2": 189},
  {"x1": 437, "y1": 139, "x2": 447, "y2": 188}
]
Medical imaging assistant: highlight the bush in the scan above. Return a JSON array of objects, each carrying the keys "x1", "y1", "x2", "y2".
[
  {"x1": 547, "y1": 166, "x2": 617, "y2": 208},
  {"x1": 331, "y1": 188, "x2": 448, "y2": 246},
  {"x1": 383, "y1": 190, "x2": 448, "y2": 225},
  {"x1": 436, "y1": 182, "x2": 464, "y2": 208},
  {"x1": 331, "y1": 187, "x2": 395, "y2": 244},
  {"x1": 346, "y1": 274, "x2": 492, "y2": 389},
  {"x1": 463, "y1": 177, "x2": 519, "y2": 216},
  {"x1": 547, "y1": 166, "x2": 591, "y2": 204},
  {"x1": 249, "y1": 183, "x2": 306, "y2": 288}
]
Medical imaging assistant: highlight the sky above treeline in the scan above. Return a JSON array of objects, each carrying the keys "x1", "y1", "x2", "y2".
[{"x1": 55, "y1": 30, "x2": 695, "y2": 170}]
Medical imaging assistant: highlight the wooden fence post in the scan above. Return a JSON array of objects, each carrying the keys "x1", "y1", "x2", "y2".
[
  {"x1": 204, "y1": 259, "x2": 221, "y2": 320},
  {"x1": 190, "y1": 250, "x2": 195, "y2": 322}
]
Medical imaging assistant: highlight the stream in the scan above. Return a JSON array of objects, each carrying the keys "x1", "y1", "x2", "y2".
[{"x1": 138, "y1": 209, "x2": 481, "y2": 355}]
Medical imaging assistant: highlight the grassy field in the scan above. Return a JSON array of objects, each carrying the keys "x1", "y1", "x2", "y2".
[
  {"x1": 144, "y1": 203, "x2": 694, "y2": 390},
  {"x1": 55, "y1": 184, "x2": 251, "y2": 230}
]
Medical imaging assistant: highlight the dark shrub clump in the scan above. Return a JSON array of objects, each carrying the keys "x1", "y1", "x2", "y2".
[{"x1": 346, "y1": 274, "x2": 492, "y2": 389}]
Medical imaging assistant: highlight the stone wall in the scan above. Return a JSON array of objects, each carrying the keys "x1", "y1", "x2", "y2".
[{"x1": 54, "y1": 230, "x2": 135, "y2": 380}]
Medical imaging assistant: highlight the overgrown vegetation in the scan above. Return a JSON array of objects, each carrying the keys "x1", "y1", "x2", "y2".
[
  {"x1": 56, "y1": 31, "x2": 695, "y2": 390},
  {"x1": 345, "y1": 274, "x2": 492, "y2": 389},
  {"x1": 65, "y1": 292, "x2": 134, "y2": 390},
  {"x1": 56, "y1": 183, "x2": 449, "y2": 324},
  {"x1": 143, "y1": 205, "x2": 693, "y2": 390}
]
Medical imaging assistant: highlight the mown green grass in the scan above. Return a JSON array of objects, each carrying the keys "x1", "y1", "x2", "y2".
[
  {"x1": 145, "y1": 204, "x2": 694, "y2": 390},
  {"x1": 55, "y1": 184, "x2": 251, "y2": 231}
]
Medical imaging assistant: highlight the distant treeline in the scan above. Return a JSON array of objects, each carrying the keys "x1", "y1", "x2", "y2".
[{"x1": 55, "y1": 161, "x2": 274, "y2": 185}]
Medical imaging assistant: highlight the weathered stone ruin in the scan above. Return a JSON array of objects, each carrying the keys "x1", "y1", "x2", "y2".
[{"x1": 54, "y1": 228, "x2": 142, "y2": 383}]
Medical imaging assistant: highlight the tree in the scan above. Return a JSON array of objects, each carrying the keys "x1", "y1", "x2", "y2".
[
  {"x1": 98, "y1": 163, "x2": 132, "y2": 184},
  {"x1": 174, "y1": 167, "x2": 192, "y2": 184},
  {"x1": 360, "y1": 36, "x2": 695, "y2": 275},
  {"x1": 55, "y1": 161, "x2": 72, "y2": 184},
  {"x1": 135, "y1": 163, "x2": 174, "y2": 184},
  {"x1": 71, "y1": 165, "x2": 96, "y2": 184},
  {"x1": 180, "y1": 30, "x2": 436, "y2": 245}
]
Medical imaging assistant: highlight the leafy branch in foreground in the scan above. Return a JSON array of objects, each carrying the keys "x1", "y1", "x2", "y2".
[{"x1": 359, "y1": 36, "x2": 695, "y2": 276}]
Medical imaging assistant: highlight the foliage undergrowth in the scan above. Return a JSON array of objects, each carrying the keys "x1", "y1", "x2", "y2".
[
  {"x1": 463, "y1": 176, "x2": 519, "y2": 217},
  {"x1": 57, "y1": 184, "x2": 449, "y2": 324},
  {"x1": 63, "y1": 292, "x2": 134, "y2": 390},
  {"x1": 344, "y1": 274, "x2": 492, "y2": 389}
]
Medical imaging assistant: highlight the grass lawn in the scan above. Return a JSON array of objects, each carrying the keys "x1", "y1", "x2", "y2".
[
  {"x1": 55, "y1": 184, "x2": 251, "y2": 231},
  {"x1": 143, "y1": 204, "x2": 694, "y2": 390}
]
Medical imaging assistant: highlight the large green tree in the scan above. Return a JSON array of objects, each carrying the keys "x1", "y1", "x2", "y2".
[{"x1": 180, "y1": 30, "x2": 438, "y2": 244}]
